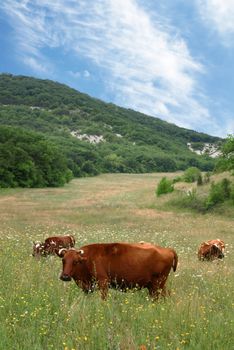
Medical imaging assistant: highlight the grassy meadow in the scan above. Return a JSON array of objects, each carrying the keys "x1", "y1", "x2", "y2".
[{"x1": 0, "y1": 173, "x2": 233, "y2": 350}]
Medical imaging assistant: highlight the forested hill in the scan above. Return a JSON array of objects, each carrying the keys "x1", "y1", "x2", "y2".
[{"x1": 0, "y1": 73, "x2": 221, "y2": 187}]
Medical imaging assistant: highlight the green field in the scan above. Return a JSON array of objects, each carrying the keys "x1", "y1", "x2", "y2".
[{"x1": 0, "y1": 173, "x2": 233, "y2": 350}]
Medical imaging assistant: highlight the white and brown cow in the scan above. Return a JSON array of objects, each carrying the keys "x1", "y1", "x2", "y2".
[
  {"x1": 198, "y1": 239, "x2": 225, "y2": 261},
  {"x1": 32, "y1": 235, "x2": 75, "y2": 257}
]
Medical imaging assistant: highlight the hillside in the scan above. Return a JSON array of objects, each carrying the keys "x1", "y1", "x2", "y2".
[{"x1": 0, "y1": 73, "x2": 222, "y2": 187}]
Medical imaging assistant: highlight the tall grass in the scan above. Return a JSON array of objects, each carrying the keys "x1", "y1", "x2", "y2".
[{"x1": 0, "y1": 173, "x2": 233, "y2": 349}]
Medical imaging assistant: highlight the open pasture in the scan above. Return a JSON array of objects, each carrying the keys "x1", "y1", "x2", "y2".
[{"x1": 0, "y1": 173, "x2": 233, "y2": 350}]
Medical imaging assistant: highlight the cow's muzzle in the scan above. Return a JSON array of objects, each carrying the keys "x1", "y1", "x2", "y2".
[
  {"x1": 218, "y1": 252, "x2": 224, "y2": 259},
  {"x1": 60, "y1": 274, "x2": 72, "y2": 282}
]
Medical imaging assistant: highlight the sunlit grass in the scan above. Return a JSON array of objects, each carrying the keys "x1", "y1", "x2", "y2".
[{"x1": 0, "y1": 173, "x2": 233, "y2": 349}]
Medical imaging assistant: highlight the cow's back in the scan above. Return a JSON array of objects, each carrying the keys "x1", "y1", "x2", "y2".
[
  {"x1": 45, "y1": 235, "x2": 74, "y2": 247},
  {"x1": 81, "y1": 243, "x2": 175, "y2": 286}
]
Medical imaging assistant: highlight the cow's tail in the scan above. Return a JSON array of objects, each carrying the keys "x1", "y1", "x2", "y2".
[{"x1": 171, "y1": 249, "x2": 178, "y2": 272}]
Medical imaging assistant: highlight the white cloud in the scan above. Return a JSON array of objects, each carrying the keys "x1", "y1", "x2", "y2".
[
  {"x1": 196, "y1": 0, "x2": 234, "y2": 43},
  {"x1": 1, "y1": 0, "x2": 224, "y2": 135},
  {"x1": 68, "y1": 71, "x2": 81, "y2": 78},
  {"x1": 83, "y1": 70, "x2": 90, "y2": 78},
  {"x1": 68, "y1": 70, "x2": 90, "y2": 79}
]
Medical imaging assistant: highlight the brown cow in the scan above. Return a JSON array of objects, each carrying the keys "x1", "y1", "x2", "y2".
[
  {"x1": 32, "y1": 235, "x2": 75, "y2": 257},
  {"x1": 56, "y1": 242, "x2": 178, "y2": 300},
  {"x1": 198, "y1": 239, "x2": 225, "y2": 261}
]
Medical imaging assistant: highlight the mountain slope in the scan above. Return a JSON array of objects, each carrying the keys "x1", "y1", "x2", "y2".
[{"x1": 0, "y1": 73, "x2": 222, "y2": 187}]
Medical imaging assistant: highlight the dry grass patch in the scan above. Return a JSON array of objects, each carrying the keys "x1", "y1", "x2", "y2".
[{"x1": 132, "y1": 208, "x2": 174, "y2": 219}]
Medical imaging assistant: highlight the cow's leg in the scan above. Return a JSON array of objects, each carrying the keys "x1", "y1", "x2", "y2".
[
  {"x1": 98, "y1": 277, "x2": 109, "y2": 300},
  {"x1": 159, "y1": 272, "x2": 171, "y2": 297},
  {"x1": 148, "y1": 279, "x2": 161, "y2": 299},
  {"x1": 81, "y1": 281, "x2": 95, "y2": 294},
  {"x1": 148, "y1": 275, "x2": 168, "y2": 300}
]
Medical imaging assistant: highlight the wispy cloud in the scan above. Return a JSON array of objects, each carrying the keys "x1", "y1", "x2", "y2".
[
  {"x1": 196, "y1": 0, "x2": 234, "y2": 44},
  {"x1": 1, "y1": 0, "x2": 225, "y2": 135},
  {"x1": 23, "y1": 56, "x2": 50, "y2": 74},
  {"x1": 68, "y1": 70, "x2": 91, "y2": 79}
]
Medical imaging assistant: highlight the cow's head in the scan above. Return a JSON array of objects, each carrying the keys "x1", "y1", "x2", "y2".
[
  {"x1": 203, "y1": 244, "x2": 224, "y2": 260},
  {"x1": 211, "y1": 244, "x2": 224, "y2": 259},
  {"x1": 32, "y1": 241, "x2": 45, "y2": 257},
  {"x1": 56, "y1": 249, "x2": 86, "y2": 282}
]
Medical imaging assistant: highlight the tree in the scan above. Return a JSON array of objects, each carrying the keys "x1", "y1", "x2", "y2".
[
  {"x1": 103, "y1": 153, "x2": 126, "y2": 173},
  {"x1": 216, "y1": 135, "x2": 234, "y2": 173}
]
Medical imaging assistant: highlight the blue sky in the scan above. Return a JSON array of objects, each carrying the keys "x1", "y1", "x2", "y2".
[{"x1": 0, "y1": 0, "x2": 234, "y2": 138}]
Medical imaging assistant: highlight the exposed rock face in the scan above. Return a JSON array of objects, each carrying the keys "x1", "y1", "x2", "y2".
[
  {"x1": 187, "y1": 143, "x2": 221, "y2": 158},
  {"x1": 71, "y1": 130, "x2": 105, "y2": 144}
]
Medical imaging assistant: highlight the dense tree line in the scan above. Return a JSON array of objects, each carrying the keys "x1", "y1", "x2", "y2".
[{"x1": 0, "y1": 126, "x2": 72, "y2": 187}]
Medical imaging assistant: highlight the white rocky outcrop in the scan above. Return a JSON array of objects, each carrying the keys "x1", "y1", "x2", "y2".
[
  {"x1": 71, "y1": 130, "x2": 105, "y2": 144},
  {"x1": 187, "y1": 143, "x2": 221, "y2": 158}
]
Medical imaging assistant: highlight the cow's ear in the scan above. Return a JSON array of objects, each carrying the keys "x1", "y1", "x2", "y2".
[
  {"x1": 78, "y1": 256, "x2": 87, "y2": 263},
  {"x1": 80, "y1": 255, "x2": 87, "y2": 261},
  {"x1": 77, "y1": 249, "x2": 87, "y2": 262},
  {"x1": 56, "y1": 248, "x2": 67, "y2": 258}
]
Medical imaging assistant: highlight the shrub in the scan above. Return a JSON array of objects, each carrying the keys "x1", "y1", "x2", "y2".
[
  {"x1": 172, "y1": 176, "x2": 182, "y2": 183},
  {"x1": 203, "y1": 172, "x2": 211, "y2": 184},
  {"x1": 206, "y1": 178, "x2": 231, "y2": 209},
  {"x1": 230, "y1": 183, "x2": 234, "y2": 204},
  {"x1": 168, "y1": 189, "x2": 207, "y2": 213},
  {"x1": 156, "y1": 177, "x2": 174, "y2": 197},
  {"x1": 183, "y1": 167, "x2": 201, "y2": 183},
  {"x1": 197, "y1": 174, "x2": 203, "y2": 186}
]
